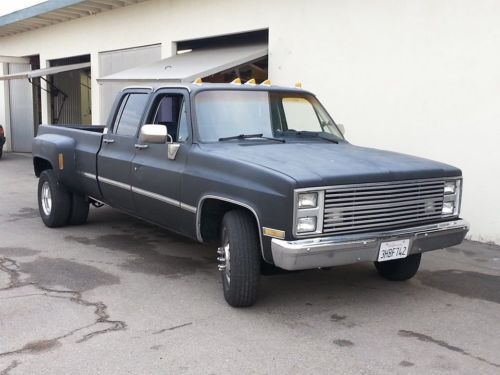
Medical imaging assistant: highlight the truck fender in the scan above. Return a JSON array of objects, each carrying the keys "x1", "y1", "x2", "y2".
[
  {"x1": 32, "y1": 134, "x2": 78, "y2": 189},
  {"x1": 196, "y1": 195, "x2": 266, "y2": 260}
]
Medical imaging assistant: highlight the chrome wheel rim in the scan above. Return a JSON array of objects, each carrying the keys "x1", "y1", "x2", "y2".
[
  {"x1": 41, "y1": 181, "x2": 52, "y2": 216},
  {"x1": 217, "y1": 232, "x2": 231, "y2": 283}
]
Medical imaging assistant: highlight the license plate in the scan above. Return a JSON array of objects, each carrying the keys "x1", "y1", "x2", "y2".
[{"x1": 378, "y1": 239, "x2": 410, "y2": 262}]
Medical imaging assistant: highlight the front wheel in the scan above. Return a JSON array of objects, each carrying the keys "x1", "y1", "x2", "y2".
[
  {"x1": 37, "y1": 170, "x2": 72, "y2": 227},
  {"x1": 374, "y1": 253, "x2": 422, "y2": 281},
  {"x1": 218, "y1": 210, "x2": 261, "y2": 307}
]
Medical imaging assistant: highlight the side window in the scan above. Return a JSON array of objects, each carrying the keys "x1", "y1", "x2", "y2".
[
  {"x1": 150, "y1": 94, "x2": 187, "y2": 142},
  {"x1": 114, "y1": 93, "x2": 149, "y2": 137},
  {"x1": 281, "y1": 97, "x2": 320, "y2": 132}
]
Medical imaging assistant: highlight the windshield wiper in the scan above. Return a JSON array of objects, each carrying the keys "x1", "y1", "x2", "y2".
[
  {"x1": 218, "y1": 133, "x2": 285, "y2": 143},
  {"x1": 277, "y1": 129, "x2": 339, "y2": 144}
]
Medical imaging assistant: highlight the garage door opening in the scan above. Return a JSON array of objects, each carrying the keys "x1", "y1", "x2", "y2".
[{"x1": 48, "y1": 54, "x2": 91, "y2": 125}]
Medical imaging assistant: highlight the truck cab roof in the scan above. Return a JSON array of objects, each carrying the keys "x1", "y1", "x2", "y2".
[{"x1": 120, "y1": 82, "x2": 315, "y2": 96}]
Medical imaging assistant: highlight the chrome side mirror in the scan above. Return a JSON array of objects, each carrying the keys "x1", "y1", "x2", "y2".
[
  {"x1": 139, "y1": 124, "x2": 167, "y2": 144},
  {"x1": 337, "y1": 123, "x2": 345, "y2": 136}
]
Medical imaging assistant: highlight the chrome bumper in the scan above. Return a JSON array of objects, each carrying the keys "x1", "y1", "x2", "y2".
[{"x1": 271, "y1": 219, "x2": 469, "y2": 271}]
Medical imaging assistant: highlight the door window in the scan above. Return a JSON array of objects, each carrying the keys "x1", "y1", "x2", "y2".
[
  {"x1": 150, "y1": 94, "x2": 188, "y2": 142},
  {"x1": 114, "y1": 93, "x2": 149, "y2": 137}
]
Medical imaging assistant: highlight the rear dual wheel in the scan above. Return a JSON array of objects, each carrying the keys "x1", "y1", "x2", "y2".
[{"x1": 38, "y1": 170, "x2": 89, "y2": 227}]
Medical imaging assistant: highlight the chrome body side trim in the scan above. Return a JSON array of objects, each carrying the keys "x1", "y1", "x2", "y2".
[
  {"x1": 196, "y1": 195, "x2": 264, "y2": 258},
  {"x1": 84, "y1": 173, "x2": 196, "y2": 214},
  {"x1": 80, "y1": 171, "x2": 97, "y2": 180},
  {"x1": 271, "y1": 219, "x2": 469, "y2": 270},
  {"x1": 180, "y1": 203, "x2": 197, "y2": 213},
  {"x1": 132, "y1": 186, "x2": 179, "y2": 206},
  {"x1": 98, "y1": 176, "x2": 131, "y2": 190}
]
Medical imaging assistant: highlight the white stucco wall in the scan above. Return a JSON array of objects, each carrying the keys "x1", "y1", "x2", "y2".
[{"x1": 0, "y1": 0, "x2": 498, "y2": 244}]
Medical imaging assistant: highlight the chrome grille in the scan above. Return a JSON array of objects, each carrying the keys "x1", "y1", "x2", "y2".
[{"x1": 323, "y1": 180, "x2": 445, "y2": 235}]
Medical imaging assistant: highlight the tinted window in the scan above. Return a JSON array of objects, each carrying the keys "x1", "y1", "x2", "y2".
[
  {"x1": 150, "y1": 94, "x2": 187, "y2": 142},
  {"x1": 115, "y1": 93, "x2": 149, "y2": 137}
]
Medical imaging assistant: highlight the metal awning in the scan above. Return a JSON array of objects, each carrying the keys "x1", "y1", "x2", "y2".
[
  {"x1": 0, "y1": 1, "x2": 150, "y2": 38},
  {"x1": 97, "y1": 43, "x2": 268, "y2": 83},
  {"x1": 0, "y1": 62, "x2": 90, "y2": 81}
]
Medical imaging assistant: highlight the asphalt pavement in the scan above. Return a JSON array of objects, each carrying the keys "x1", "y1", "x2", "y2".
[{"x1": 0, "y1": 152, "x2": 499, "y2": 374}]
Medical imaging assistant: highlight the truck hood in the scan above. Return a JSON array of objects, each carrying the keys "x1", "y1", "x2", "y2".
[{"x1": 199, "y1": 141, "x2": 461, "y2": 187}]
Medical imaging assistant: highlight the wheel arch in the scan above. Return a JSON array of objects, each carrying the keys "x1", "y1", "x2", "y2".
[
  {"x1": 196, "y1": 195, "x2": 264, "y2": 258},
  {"x1": 33, "y1": 157, "x2": 53, "y2": 177}
]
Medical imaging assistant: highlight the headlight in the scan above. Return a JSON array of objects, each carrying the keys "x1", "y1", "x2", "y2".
[
  {"x1": 442, "y1": 179, "x2": 461, "y2": 217},
  {"x1": 444, "y1": 181, "x2": 456, "y2": 194},
  {"x1": 297, "y1": 192, "x2": 318, "y2": 209},
  {"x1": 294, "y1": 190, "x2": 324, "y2": 235},
  {"x1": 296, "y1": 217, "x2": 317, "y2": 233}
]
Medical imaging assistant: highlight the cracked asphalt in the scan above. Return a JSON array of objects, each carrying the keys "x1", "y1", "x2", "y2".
[{"x1": 0, "y1": 152, "x2": 499, "y2": 374}]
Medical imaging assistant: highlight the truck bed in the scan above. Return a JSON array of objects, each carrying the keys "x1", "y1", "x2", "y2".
[{"x1": 33, "y1": 124, "x2": 106, "y2": 199}]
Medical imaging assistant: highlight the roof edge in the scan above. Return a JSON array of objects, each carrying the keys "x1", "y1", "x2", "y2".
[{"x1": 0, "y1": 0, "x2": 86, "y2": 27}]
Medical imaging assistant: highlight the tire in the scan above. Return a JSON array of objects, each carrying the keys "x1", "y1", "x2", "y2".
[
  {"x1": 218, "y1": 210, "x2": 261, "y2": 307},
  {"x1": 37, "y1": 170, "x2": 72, "y2": 228},
  {"x1": 0, "y1": 147, "x2": 3, "y2": 159},
  {"x1": 374, "y1": 253, "x2": 422, "y2": 281},
  {"x1": 69, "y1": 193, "x2": 89, "y2": 225}
]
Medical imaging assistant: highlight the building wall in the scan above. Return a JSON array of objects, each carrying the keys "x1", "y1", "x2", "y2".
[{"x1": 0, "y1": 0, "x2": 498, "y2": 244}]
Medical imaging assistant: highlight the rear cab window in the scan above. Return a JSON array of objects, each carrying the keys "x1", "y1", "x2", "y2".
[{"x1": 113, "y1": 93, "x2": 149, "y2": 137}]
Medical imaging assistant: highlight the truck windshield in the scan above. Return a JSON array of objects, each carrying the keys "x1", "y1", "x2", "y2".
[{"x1": 195, "y1": 90, "x2": 343, "y2": 142}]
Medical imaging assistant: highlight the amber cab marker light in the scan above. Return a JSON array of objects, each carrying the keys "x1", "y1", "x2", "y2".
[
  {"x1": 295, "y1": 82, "x2": 302, "y2": 89},
  {"x1": 245, "y1": 78, "x2": 256, "y2": 85},
  {"x1": 193, "y1": 77, "x2": 203, "y2": 85},
  {"x1": 230, "y1": 78, "x2": 242, "y2": 85},
  {"x1": 261, "y1": 79, "x2": 271, "y2": 86}
]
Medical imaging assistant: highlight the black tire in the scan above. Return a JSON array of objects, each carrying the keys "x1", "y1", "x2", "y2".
[
  {"x1": 219, "y1": 210, "x2": 261, "y2": 307},
  {"x1": 69, "y1": 193, "x2": 89, "y2": 225},
  {"x1": 0, "y1": 147, "x2": 3, "y2": 159},
  {"x1": 37, "y1": 170, "x2": 72, "y2": 228},
  {"x1": 374, "y1": 253, "x2": 422, "y2": 281}
]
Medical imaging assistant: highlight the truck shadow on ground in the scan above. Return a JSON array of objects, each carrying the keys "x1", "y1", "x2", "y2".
[{"x1": 67, "y1": 207, "x2": 500, "y2": 309}]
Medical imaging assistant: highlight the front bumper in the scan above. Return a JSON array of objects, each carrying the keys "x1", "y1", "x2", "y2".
[{"x1": 271, "y1": 219, "x2": 469, "y2": 270}]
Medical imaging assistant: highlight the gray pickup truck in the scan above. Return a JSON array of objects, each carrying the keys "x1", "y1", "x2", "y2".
[{"x1": 32, "y1": 82, "x2": 469, "y2": 307}]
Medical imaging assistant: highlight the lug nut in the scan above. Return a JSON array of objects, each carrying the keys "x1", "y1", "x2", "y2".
[
  {"x1": 218, "y1": 265, "x2": 226, "y2": 271},
  {"x1": 217, "y1": 256, "x2": 226, "y2": 263}
]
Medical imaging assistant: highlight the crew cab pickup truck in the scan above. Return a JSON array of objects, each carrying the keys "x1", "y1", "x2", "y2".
[{"x1": 32, "y1": 82, "x2": 469, "y2": 307}]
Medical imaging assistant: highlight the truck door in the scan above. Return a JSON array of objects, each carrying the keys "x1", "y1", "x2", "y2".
[
  {"x1": 97, "y1": 90, "x2": 151, "y2": 211},
  {"x1": 130, "y1": 89, "x2": 192, "y2": 232}
]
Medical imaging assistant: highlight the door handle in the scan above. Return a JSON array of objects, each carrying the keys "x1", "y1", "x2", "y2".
[
  {"x1": 103, "y1": 138, "x2": 115, "y2": 144},
  {"x1": 134, "y1": 144, "x2": 149, "y2": 150}
]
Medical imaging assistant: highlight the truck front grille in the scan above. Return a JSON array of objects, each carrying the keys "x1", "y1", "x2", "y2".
[{"x1": 322, "y1": 180, "x2": 445, "y2": 235}]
